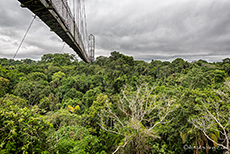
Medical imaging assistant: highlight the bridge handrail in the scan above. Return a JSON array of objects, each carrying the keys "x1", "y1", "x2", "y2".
[{"x1": 48, "y1": 0, "x2": 88, "y2": 59}]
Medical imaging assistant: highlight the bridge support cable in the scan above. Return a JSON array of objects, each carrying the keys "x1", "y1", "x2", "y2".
[
  {"x1": 73, "y1": 0, "x2": 76, "y2": 39},
  {"x1": 59, "y1": 43, "x2": 66, "y2": 53},
  {"x1": 82, "y1": 0, "x2": 89, "y2": 57},
  {"x1": 13, "y1": 15, "x2": 36, "y2": 59}
]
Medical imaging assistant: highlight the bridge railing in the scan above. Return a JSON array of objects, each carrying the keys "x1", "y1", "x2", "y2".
[{"x1": 49, "y1": 0, "x2": 88, "y2": 59}]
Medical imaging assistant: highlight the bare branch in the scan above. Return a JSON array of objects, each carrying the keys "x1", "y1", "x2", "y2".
[
  {"x1": 54, "y1": 127, "x2": 67, "y2": 147},
  {"x1": 98, "y1": 83, "x2": 177, "y2": 153},
  {"x1": 112, "y1": 139, "x2": 129, "y2": 154}
]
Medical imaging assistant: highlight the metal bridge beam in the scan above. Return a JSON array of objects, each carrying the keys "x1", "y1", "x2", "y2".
[{"x1": 18, "y1": 0, "x2": 91, "y2": 63}]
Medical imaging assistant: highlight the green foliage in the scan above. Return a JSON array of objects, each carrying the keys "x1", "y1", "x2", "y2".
[
  {"x1": 0, "y1": 95, "x2": 52, "y2": 153},
  {"x1": 46, "y1": 109, "x2": 81, "y2": 129},
  {"x1": 51, "y1": 71, "x2": 66, "y2": 87},
  {"x1": 27, "y1": 72, "x2": 48, "y2": 81},
  {"x1": 82, "y1": 87, "x2": 102, "y2": 108},
  {"x1": 49, "y1": 125, "x2": 102, "y2": 154},
  {"x1": 14, "y1": 80, "x2": 51, "y2": 106},
  {"x1": 85, "y1": 94, "x2": 108, "y2": 118},
  {"x1": 39, "y1": 93, "x2": 59, "y2": 112},
  {"x1": 1, "y1": 53, "x2": 230, "y2": 154},
  {"x1": 151, "y1": 142, "x2": 175, "y2": 154},
  {"x1": 83, "y1": 94, "x2": 109, "y2": 134},
  {"x1": 0, "y1": 77, "x2": 9, "y2": 97},
  {"x1": 41, "y1": 53, "x2": 76, "y2": 66}
]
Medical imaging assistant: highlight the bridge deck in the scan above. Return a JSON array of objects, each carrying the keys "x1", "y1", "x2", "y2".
[{"x1": 18, "y1": 0, "x2": 91, "y2": 63}]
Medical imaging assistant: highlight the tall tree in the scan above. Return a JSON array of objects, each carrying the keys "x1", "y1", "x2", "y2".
[
  {"x1": 99, "y1": 83, "x2": 178, "y2": 153},
  {"x1": 189, "y1": 78, "x2": 230, "y2": 154}
]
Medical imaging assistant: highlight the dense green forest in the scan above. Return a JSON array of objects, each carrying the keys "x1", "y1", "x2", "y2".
[{"x1": 1, "y1": 51, "x2": 230, "y2": 154}]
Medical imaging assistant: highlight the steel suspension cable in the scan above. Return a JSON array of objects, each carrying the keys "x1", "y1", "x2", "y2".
[
  {"x1": 13, "y1": 15, "x2": 36, "y2": 59},
  {"x1": 82, "y1": 0, "x2": 89, "y2": 54},
  {"x1": 73, "y1": 0, "x2": 75, "y2": 20},
  {"x1": 59, "y1": 43, "x2": 66, "y2": 53}
]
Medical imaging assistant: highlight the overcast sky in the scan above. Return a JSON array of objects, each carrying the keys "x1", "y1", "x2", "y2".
[{"x1": 0, "y1": 0, "x2": 230, "y2": 62}]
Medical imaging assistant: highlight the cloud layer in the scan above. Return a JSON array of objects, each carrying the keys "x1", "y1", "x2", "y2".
[
  {"x1": 1, "y1": 0, "x2": 230, "y2": 62},
  {"x1": 86, "y1": 0, "x2": 230, "y2": 61}
]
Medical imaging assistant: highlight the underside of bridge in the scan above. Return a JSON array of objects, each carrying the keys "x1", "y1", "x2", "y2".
[{"x1": 18, "y1": 0, "x2": 91, "y2": 63}]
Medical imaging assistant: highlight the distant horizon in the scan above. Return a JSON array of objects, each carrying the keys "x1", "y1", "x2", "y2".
[
  {"x1": 1, "y1": 51, "x2": 229, "y2": 63},
  {"x1": 1, "y1": 0, "x2": 230, "y2": 62}
]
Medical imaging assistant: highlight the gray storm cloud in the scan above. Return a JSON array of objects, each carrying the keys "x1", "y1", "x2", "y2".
[
  {"x1": 0, "y1": 0, "x2": 230, "y2": 62},
  {"x1": 87, "y1": 0, "x2": 230, "y2": 61}
]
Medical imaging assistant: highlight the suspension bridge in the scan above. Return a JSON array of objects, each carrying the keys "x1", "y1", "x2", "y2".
[{"x1": 17, "y1": 0, "x2": 95, "y2": 63}]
